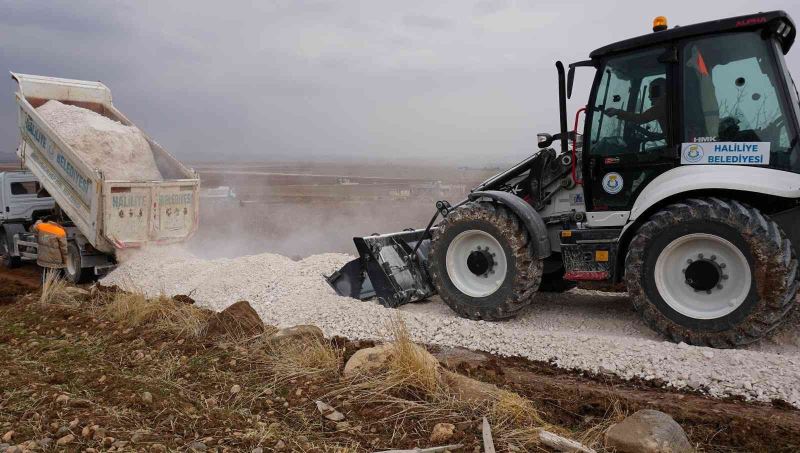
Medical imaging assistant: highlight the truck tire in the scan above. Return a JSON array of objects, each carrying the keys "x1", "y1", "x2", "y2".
[
  {"x1": 1, "y1": 231, "x2": 21, "y2": 269},
  {"x1": 625, "y1": 198, "x2": 799, "y2": 348},
  {"x1": 429, "y1": 201, "x2": 542, "y2": 320},
  {"x1": 64, "y1": 242, "x2": 93, "y2": 284}
]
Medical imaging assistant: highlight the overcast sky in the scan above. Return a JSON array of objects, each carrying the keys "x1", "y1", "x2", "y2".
[{"x1": 1, "y1": 0, "x2": 798, "y2": 165}]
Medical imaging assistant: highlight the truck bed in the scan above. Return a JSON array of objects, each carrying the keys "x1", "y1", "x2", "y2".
[{"x1": 12, "y1": 73, "x2": 200, "y2": 254}]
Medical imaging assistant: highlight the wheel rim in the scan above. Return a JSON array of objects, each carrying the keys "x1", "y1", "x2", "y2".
[
  {"x1": 654, "y1": 233, "x2": 751, "y2": 320},
  {"x1": 445, "y1": 229, "x2": 507, "y2": 297}
]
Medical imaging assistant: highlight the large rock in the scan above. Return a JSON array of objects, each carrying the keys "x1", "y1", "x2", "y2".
[
  {"x1": 268, "y1": 325, "x2": 324, "y2": 345},
  {"x1": 343, "y1": 344, "x2": 396, "y2": 378},
  {"x1": 205, "y1": 301, "x2": 264, "y2": 338},
  {"x1": 604, "y1": 409, "x2": 693, "y2": 453},
  {"x1": 441, "y1": 370, "x2": 502, "y2": 403}
]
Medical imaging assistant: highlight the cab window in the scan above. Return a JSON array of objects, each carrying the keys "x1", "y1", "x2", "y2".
[
  {"x1": 589, "y1": 48, "x2": 670, "y2": 157},
  {"x1": 682, "y1": 32, "x2": 798, "y2": 170},
  {"x1": 10, "y1": 181, "x2": 38, "y2": 195}
]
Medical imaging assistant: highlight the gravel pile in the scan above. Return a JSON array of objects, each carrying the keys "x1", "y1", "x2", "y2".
[
  {"x1": 103, "y1": 247, "x2": 800, "y2": 407},
  {"x1": 36, "y1": 100, "x2": 162, "y2": 181}
]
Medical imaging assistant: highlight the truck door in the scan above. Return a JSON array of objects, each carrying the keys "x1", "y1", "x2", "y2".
[
  {"x1": 583, "y1": 47, "x2": 677, "y2": 213},
  {"x1": 6, "y1": 178, "x2": 40, "y2": 219}
]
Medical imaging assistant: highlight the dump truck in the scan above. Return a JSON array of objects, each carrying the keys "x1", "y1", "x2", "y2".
[
  {"x1": 330, "y1": 11, "x2": 800, "y2": 348},
  {"x1": 0, "y1": 73, "x2": 200, "y2": 282}
]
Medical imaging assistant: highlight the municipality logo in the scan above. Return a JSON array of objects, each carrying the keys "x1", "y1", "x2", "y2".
[
  {"x1": 683, "y1": 144, "x2": 704, "y2": 163},
  {"x1": 602, "y1": 172, "x2": 623, "y2": 195}
]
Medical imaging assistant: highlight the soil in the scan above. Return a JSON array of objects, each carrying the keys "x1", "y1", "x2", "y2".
[{"x1": 1, "y1": 265, "x2": 798, "y2": 452}]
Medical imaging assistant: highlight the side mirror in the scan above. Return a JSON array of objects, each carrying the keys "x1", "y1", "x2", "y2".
[{"x1": 537, "y1": 133, "x2": 554, "y2": 149}]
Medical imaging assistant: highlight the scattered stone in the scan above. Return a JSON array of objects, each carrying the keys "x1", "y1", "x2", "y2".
[
  {"x1": 188, "y1": 441, "x2": 207, "y2": 451},
  {"x1": 81, "y1": 426, "x2": 92, "y2": 439},
  {"x1": 1, "y1": 432, "x2": 12, "y2": 443},
  {"x1": 151, "y1": 444, "x2": 167, "y2": 452},
  {"x1": 205, "y1": 301, "x2": 265, "y2": 338},
  {"x1": 230, "y1": 384, "x2": 242, "y2": 395},
  {"x1": 274, "y1": 440, "x2": 286, "y2": 450},
  {"x1": 37, "y1": 437, "x2": 52, "y2": 449},
  {"x1": 251, "y1": 448, "x2": 263, "y2": 453},
  {"x1": 68, "y1": 418, "x2": 79, "y2": 428},
  {"x1": 55, "y1": 426, "x2": 70, "y2": 437},
  {"x1": 56, "y1": 434, "x2": 74, "y2": 446},
  {"x1": 430, "y1": 423, "x2": 456, "y2": 443},
  {"x1": 315, "y1": 400, "x2": 345, "y2": 421},
  {"x1": 101, "y1": 437, "x2": 115, "y2": 447},
  {"x1": 605, "y1": 409, "x2": 693, "y2": 453},
  {"x1": 112, "y1": 440, "x2": 128, "y2": 448},
  {"x1": 142, "y1": 391, "x2": 154, "y2": 404},
  {"x1": 55, "y1": 394, "x2": 69, "y2": 404}
]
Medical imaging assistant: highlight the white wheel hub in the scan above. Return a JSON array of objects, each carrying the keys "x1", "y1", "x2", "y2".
[
  {"x1": 445, "y1": 229, "x2": 508, "y2": 297},
  {"x1": 654, "y1": 233, "x2": 751, "y2": 320}
]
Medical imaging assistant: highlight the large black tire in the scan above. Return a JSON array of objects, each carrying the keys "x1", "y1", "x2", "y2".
[
  {"x1": 64, "y1": 242, "x2": 93, "y2": 284},
  {"x1": 429, "y1": 201, "x2": 542, "y2": 320},
  {"x1": 0, "y1": 230, "x2": 21, "y2": 269},
  {"x1": 625, "y1": 198, "x2": 799, "y2": 348}
]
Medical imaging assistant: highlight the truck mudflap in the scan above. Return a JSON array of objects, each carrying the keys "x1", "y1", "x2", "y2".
[{"x1": 326, "y1": 229, "x2": 436, "y2": 308}]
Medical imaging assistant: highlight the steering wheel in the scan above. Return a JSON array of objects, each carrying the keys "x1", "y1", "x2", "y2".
[{"x1": 629, "y1": 123, "x2": 665, "y2": 142}]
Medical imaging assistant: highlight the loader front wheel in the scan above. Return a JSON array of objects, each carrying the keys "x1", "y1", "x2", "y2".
[
  {"x1": 625, "y1": 198, "x2": 799, "y2": 348},
  {"x1": 429, "y1": 202, "x2": 542, "y2": 321}
]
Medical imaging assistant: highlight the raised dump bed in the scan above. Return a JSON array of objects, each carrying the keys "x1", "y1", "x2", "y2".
[{"x1": 12, "y1": 73, "x2": 200, "y2": 254}]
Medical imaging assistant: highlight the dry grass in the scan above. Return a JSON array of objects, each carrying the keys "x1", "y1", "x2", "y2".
[
  {"x1": 39, "y1": 269, "x2": 77, "y2": 306},
  {"x1": 98, "y1": 291, "x2": 210, "y2": 337},
  {"x1": 383, "y1": 318, "x2": 444, "y2": 397},
  {"x1": 262, "y1": 336, "x2": 342, "y2": 384},
  {"x1": 577, "y1": 397, "x2": 626, "y2": 448}
]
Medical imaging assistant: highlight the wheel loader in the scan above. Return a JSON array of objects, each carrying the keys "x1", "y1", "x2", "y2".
[{"x1": 328, "y1": 11, "x2": 800, "y2": 348}]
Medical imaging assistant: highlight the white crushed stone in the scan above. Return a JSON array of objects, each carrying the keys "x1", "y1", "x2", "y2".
[
  {"x1": 36, "y1": 100, "x2": 162, "y2": 181},
  {"x1": 103, "y1": 246, "x2": 800, "y2": 408}
]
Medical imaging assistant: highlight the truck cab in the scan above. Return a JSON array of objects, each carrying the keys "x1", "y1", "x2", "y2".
[{"x1": 0, "y1": 171, "x2": 54, "y2": 223}]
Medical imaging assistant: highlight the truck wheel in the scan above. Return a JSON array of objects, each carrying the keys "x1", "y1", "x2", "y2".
[
  {"x1": 64, "y1": 242, "x2": 92, "y2": 284},
  {"x1": 625, "y1": 198, "x2": 799, "y2": 348},
  {"x1": 1, "y1": 232, "x2": 21, "y2": 269},
  {"x1": 429, "y1": 201, "x2": 542, "y2": 320}
]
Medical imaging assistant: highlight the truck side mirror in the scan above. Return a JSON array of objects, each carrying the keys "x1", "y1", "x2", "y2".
[{"x1": 537, "y1": 133, "x2": 554, "y2": 149}]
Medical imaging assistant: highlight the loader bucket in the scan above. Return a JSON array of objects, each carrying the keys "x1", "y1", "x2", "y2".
[{"x1": 326, "y1": 229, "x2": 436, "y2": 308}]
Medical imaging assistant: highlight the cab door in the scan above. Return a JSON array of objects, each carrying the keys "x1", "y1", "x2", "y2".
[{"x1": 583, "y1": 47, "x2": 677, "y2": 213}]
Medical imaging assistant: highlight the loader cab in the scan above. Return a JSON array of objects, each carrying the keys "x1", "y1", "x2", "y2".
[{"x1": 577, "y1": 11, "x2": 799, "y2": 216}]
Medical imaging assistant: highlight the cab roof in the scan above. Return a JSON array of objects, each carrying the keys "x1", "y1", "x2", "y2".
[{"x1": 590, "y1": 10, "x2": 795, "y2": 59}]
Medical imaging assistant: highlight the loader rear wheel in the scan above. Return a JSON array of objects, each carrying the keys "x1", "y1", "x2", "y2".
[
  {"x1": 429, "y1": 201, "x2": 542, "y2": 321},
  {"x1": 625, "y1": 198, "x2": 799, "y2": 348}
]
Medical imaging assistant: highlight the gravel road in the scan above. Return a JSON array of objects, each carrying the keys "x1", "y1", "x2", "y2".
[{"x1": 103, "y1": 248, "x2": 800, "y2": 408}]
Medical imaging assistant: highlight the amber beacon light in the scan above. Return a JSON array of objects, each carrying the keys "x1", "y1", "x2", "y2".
[{"x1": 653, "y1": 16, "x2": 668, "y2": 32}]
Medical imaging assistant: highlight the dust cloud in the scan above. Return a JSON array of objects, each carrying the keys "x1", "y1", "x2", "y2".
[{"x1": 186, "y1": 162, "x2": 492, "y2": 259}]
